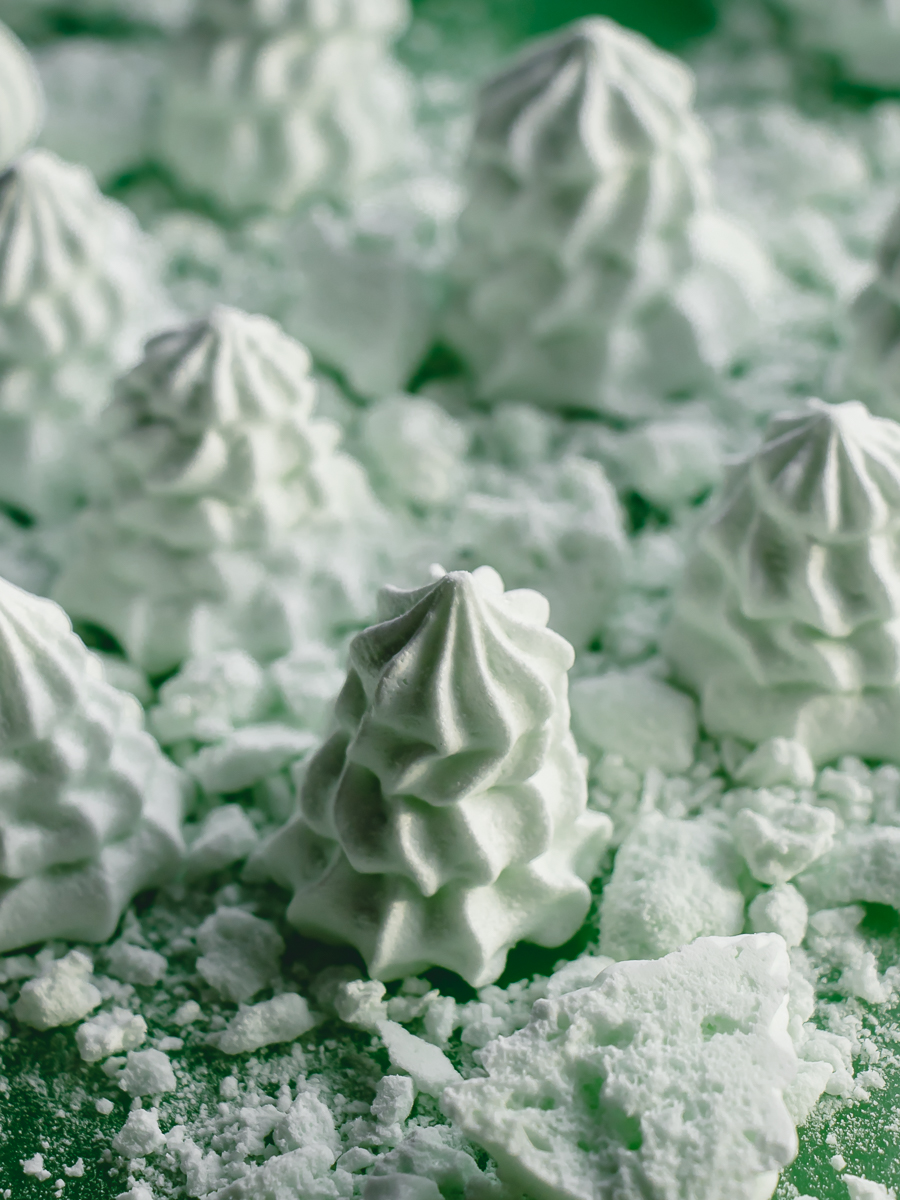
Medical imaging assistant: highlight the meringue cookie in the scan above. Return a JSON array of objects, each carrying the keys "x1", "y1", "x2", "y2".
[
  {"x1": 0, "y1": 149, "x2": 172, "y2": 520},
  {"x1": 257, "y1": 566, "x2": 612, "y2": 987},
  {"x1": 0, "y1": 19, "x2": 43, "y2": 174},
  {"x1": 444, "y1": 17, "x2": 772, "y2": 419},
  {"x1": 155, "y1": 0, "x2": 417, "y2": 215},
  {"x1": 52, "y1": 305, "x2": 380, "y2": 675},
  {"x1": 0, "y1": 578, "x2": 186, "y2": 953},
  {"x1": 442, "y1": 934, "x2": 799, "y2": 1200},
  {"x1": 664, "y1": 398, "x2": 900, "y2": 762}
]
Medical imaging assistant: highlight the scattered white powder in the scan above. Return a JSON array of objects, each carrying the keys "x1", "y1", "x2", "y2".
[
  {"x1": 13, "y1": 950, "x2": 102, "y2": 1030},
  {"x1": 112, "y1": 1107, "x2": 166, "y2": 1158},
  {"x1": 377, "y1": 1021, "x2": 462, "y2": 1097},
  {"x1": 21, "y1": 1153, "x2": 51, "y2": 1181},
  {"x1": 116, "y1": 1049, "x2": 176, "y2": 1097},
  {"x1": 106, "y1": 941, "x2": 168, "y2": 987},
  {"x1": 218, "y1": 993, "x2": 319, "y2": 1055},
  {"x1": 843, "y1": 1176, "x2": 897, "y2": 1200},
  {"x1": 76, "y1": 1007, "x2": 148, "y2": 1062}
]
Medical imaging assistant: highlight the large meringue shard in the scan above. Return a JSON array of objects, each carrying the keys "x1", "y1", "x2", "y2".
[
  {"x1": 155, "y1": 0, "x2": 417, "y2": 216},
  {"x1": 443, "y1": 934, "x2": 799, "y2": 1200},
  {"x1": 663, "y1": 398, "x2": 900, "y2": 762},
  {"x1": 52, "y1": 306, "x2": 379, "y2": 675},
  {"x1": 258, "y1": 566, "x2": 612, "y2": 987},
  {"x1": 0, "y1": 578, "x2": 186, "y2": 952},
  {"x1": 0, "y1": 149, "x2": 172, "y2": 520},
  {"x1": 0, "y1": 20, "x2": 43, "y2": 173},
  {"x1": 444, "y1": 17, "x2": 772, "y2": 419}
]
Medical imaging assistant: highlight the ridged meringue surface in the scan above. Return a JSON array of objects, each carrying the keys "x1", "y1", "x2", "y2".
[
  {"x1": 0, "y1": 578, "x2": 186, "y2": 953},
  {"x1": 444, "y1": 17, "x2": 771, "y2": 418},
  {"x1": 0, "y1": 20, "x2": 43, "y2": 174},
  {"x1": 156, "y1": 0, "x2": 416, "y2": 215},
  {"x1": 258, "y1": 566, "x2": 611, "y2": 986},
  {"x1": 664, "y1": 398, "x2": 900, "y2": 761},
  {"x1": 52, "y1": 306, "x2": 378, "y2": 675},
  {"x1": 0, "y1": 149, "x2": 172, "y2": 519}
]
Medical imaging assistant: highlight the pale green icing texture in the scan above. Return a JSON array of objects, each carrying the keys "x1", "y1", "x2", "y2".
[
  {"x1": 0, "y1": 149, "x2": 172, "y2": 520},
  {"x1": 52, "y1": 305, "x2": 378, "y2": 675},
  {"x1": 442, "y1": 934, "x2": 799, "y2": 1200},
  {"x1": 598, "y1": 813, "x2": 745, "y2": 961},
  {"x1": 258, "y1": 566, "x2": 611, "y2": 986},
  {"x1": 0, "y1": 19, "x2": 43, "y2": 173},
  {"x1": 0, "y1": 578, "x2": 186, "y2": 953},
  {"x1": 156, "y1": 0, "x2": 418, "y2": 216},
  {"x1": 663, "y1": 398, "x2": 900, "y2": 763},
  {"x1": 444, "y1": 17, "x2": 772, "y2": 419},
  {"x1": 772, "y1": 0, "x2": 900, "y2": 88}
]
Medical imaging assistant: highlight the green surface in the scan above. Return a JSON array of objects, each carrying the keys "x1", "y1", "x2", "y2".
[{"x1": 412, "y1": 0, "x2": 718, "y2": 47}]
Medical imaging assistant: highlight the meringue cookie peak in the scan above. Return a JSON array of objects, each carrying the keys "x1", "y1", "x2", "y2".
[
  {"x1": 663, "y1": 398, "x2": 900, "y2": 762},
  {"x1": 444, "y1": 16, "x2": 772, "y2": 418},
  {"x1": 0, "y1": 20, "x2": 44, "y2": 173},
  {"x1": 52, "y1": 306, "x2": 378, "y2": 675},
  {"x1": 0, "y1": 578, "x2": 186, "y2": 953},
  {"x1": 256, "y1": 566, "x2": 611, "y2": 986}
]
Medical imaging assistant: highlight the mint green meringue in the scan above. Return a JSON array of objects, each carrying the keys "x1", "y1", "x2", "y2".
[
  {"x1": 52, "y1": 305, "x2": 379, "y2": 675},
  {"x1": 664, "y1": 398, "x2": 900, "y2": 762},
  {"x1": 258, "y1": 566, "x2": 611, "y2": 986},
  {"x1": 444, "y1": 17, "x2": 772, "y2": 419},
  {"x1": 0, "y1": 579, "x2": 186, "y2": 953}
]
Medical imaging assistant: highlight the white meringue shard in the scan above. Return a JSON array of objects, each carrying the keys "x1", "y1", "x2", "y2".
[
  {"x1": 0, "y1": 20, "x2": 43, "y2": 174},
  {"x1": 663, "y1": 398, "x2": 900, "y2": 762},
  {"x1": 442, "y1": 934, "x2": 799, "y2": 1200},
  {"x1": 257, "y1": 566, "x2": 611, "y2": 987},
  {"x1": 0, "y1": 149, "x2": 172, "y2": 520},
  {"x1": 443, "y1": 17, "x2": 772, "y2": 419},
  {"x1": 52, "y1": 306, "x2": 380, "y2": 675},
  {"x1": 155, "y1": 0, "x2": 417, "y2": 216},
  {"x1": 0, "y1": 578, "x2": 186, "y2": 953}
]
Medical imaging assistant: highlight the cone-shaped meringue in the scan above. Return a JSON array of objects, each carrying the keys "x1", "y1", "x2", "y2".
[
  {"x1": 444, "y1": 17, "x2": 772, "y2": 419},
  {"x1": 0, "y1": 150, "x2": 172, "y2": 520},
  {"x1": 663, "y1": 398, "x2": 900, "y2": 762},
  {"x1": 257, "y1": 566, "x2": 611, "y2": 987},
  {"x1": 0, "y1": 578, "x2": 186, "y2": 952},
  {"x1": 52, "y1": 306, "x2": 379, "y2": 676},
  {"x1": 155, "y1": 0, "x2": 417, "y2": 216},
  {"x1": 0, "y1": 20, "x2": 43, "y2": 174}
]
